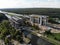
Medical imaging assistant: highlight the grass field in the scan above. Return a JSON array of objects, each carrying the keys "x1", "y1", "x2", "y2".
[{"x1": 47, "y1": 33, "x2": 60, "y2": 41}]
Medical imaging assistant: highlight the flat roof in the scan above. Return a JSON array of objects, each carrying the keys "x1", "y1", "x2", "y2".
[
  {"x1": 12, "y1": 16, "x2": 22, "y2": 21},
  {"x1": 30, "y1": 14, "x2": 48, "y2": 18}
]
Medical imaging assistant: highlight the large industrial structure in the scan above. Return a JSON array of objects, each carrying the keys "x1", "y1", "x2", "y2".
[
  {"x1": 29, "y1": 14, "x2": 48, "y2": 27},
  {"x1": 9, "y1": 14, "x2": 48, "y2": 30}
]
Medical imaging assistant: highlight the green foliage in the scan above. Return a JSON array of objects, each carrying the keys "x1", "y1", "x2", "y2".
[
  {"x1": 44, "y1": 30, "x2": 52, "y2": 35},
  {"x1": 4, "y1": 37, "x2": 10, "y2": 45},
  {"x1": 0, "y1": 20, "x2": 23, "y2": 44},
  {"x1": 1, "y1": 8, "x2": 60, "y2": 16},
  {"x1": 16, "y1": 35, "x2": 21, "y2": 41},
  {"x1": 0, "y1": 13, "x2": 7, "y2": 22},
  {"x1": 54, "y1": 33, "x2": 60, "y2": 41},
  {"x1": 44, "y1": 30, "x2": 60, "y2": 41},
  {"x1": 48, "y1": 17, "x2": 60, "y2": 24}
]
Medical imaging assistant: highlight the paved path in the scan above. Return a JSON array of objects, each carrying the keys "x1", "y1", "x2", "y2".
[{"x1": 0, "y1": 40, "x2": 5, "y2": 45}]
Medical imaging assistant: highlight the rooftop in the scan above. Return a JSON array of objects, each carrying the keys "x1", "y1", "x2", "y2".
[{"x1": 30, "y1": 14, "x2": 48, "y2": 18}]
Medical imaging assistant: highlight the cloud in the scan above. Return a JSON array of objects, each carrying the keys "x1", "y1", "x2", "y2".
[
  {"x1": 0, "y1": 0, "x2": 18, "y2": 8},
  {"x1": 17, "y1": 0, "x2": 60, "y2": 8},
  {"x1": 0, "y1": 0, "x2": 60, "y2": 8}
]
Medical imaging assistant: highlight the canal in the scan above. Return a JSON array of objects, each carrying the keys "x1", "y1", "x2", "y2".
[{"x1": 23, "y1": 30, "x2": 54, "y2": 45}]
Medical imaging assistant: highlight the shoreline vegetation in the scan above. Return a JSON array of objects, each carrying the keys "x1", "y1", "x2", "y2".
[{"x1": 1, "y1": 8, "x2": 60, "y2": 16}]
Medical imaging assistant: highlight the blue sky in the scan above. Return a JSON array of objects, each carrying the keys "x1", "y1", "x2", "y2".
[{"x1": 0, "y1": 0, "x2": 60, "y2": 8}]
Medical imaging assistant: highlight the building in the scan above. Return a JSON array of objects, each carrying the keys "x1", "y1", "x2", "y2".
[
  {"x1": 29, "y1": 14, "x2": 48, "y2": 28},
  {"x1": 9, "y1": 14, "x2": 48, "y2": 29},
  {"x1": 10, "y1": 16, "x2": 23, "y2": 29}
]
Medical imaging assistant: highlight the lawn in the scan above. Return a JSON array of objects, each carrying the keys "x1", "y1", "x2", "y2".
[
  {"x1": 47, "y1": 33, "x2": 60, "y2": 41},
  {"x1": 44, "y1": 30, "x2": 60, "y2": 45}
]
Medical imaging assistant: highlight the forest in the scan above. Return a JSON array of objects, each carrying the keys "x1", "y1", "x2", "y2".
[{"x1": 1, "y1": 8, "x2": 60, "y2": 17}]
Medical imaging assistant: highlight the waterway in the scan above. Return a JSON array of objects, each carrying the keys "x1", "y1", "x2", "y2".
[{"x1": 23, "y1": 30, "x2": 54, "y2": 45}]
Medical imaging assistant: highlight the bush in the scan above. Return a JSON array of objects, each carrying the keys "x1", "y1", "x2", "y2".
[
  {"x1": 0, "y1": 20, "x2": 23, "y2": 43},
  {"x1": 4, "y1": 37, "x2": 10, "y2": 45},
  {"x1": 44, "y1": 30, "x2": 52, "y2": 35},
  {"x1": 16, "y1": 35, "x2": 21, "y2": 41}
]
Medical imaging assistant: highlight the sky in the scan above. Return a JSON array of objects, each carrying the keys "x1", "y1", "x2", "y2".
[{"x1": 0, "y1": 0, "x2": 60, "y2": 9}]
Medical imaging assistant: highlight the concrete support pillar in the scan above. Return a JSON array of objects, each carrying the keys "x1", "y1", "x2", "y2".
[
  {"x1": 43, "y1": 17, "x2": 48, "y2": 26},
  {"x1": 46, "y1": 18, "x2": 48, "y2": 25},
  {"x1": 30, "y1": 17, "x2": 33, "y2": 26},
  {"x1": 37, "y1": 18, "x2": 39, "y2": 24},
  {"x1": 44, "y1": 18, "x2": 46, "y2": 26},
  {"x1": 43, "y1": 17, "x2": 46, "y2": 26},
  {"x1": 40, "y1": 16, "x2": 42, "y2": 25}
]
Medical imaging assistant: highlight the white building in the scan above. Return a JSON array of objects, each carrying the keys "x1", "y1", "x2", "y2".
[{"x1": 29, "y1": 14, "x2": 48, "y2": 28}]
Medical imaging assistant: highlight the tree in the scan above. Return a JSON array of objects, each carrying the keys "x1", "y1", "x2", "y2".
[
  {"x1": 0, "y1": 20, "x2": 24, "y2": 43},
  {"x1": 44, "y1": 30, "x2": 52, "y2": 35},
  {"x1": 16, "y1": 35, "x2": 21, "y2": 41},
  {"x1": 4, "y1": 37, "x2": 10, "y2": 45},
  {"x1": 0, "y1": 13, "x2": 8, "y2": 22}
]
